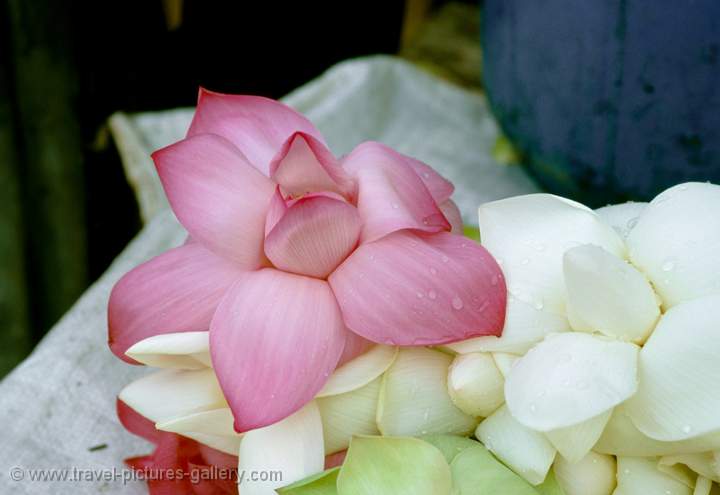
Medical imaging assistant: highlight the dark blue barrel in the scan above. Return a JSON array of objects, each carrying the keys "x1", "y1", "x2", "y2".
[{"x1": 482, "y1": 0, "x2": 720, "y2": 205}]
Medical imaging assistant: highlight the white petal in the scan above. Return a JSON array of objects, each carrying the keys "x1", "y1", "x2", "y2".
[
  {"x1": 553, "y1": 451, "x2": 616, "y2": 495},
  {"x1": 564, "y1": 245, "x2": 660, "y2": 343},
  {"x1": 595, "y1": 202, "x2": 647, "y2": 240},
  {"x1": 627, "y1": 182, "x2": 720, "y2": 308},
  {"x1": 626, "y1": 294, "x2": 720, "y2": 441},
  {"x1": 446, "y1": 298, "x2": 571, "y2": 355},
  {"x1": 614, "y1": 457, "x2": 692, "y2": 495},
  {"x1": 478, "y1": 193, "x2": 625, "y2": 316},
  {"x1": 505, "y1": 332, "x2": 639, "y2": 431},
  {"x1": 317, "y1": 377, "x2": 381, "y2": 455},
  {"x1": 377, "y1": 348, "x2": 477, "y2": 436},
  {"x1": 693, "y1": 477, "x2": 715, "y2": 495},
  {"x1": 118, "y1": 368, "x2": 227, "y2": 423},
  {"x1": 239, "y1": 401, "x2": 324, "y2": 495},
  {"x1": 546, "y1": 410, "x2": 612, "y2": 463},
  {"x1": 125, "y1": 331, "x2": 211, "y2": 369},
  {"x1": 595, "y1": 406, "x2": 720, "y2": 457},
  {"x1": 156, "y1": 408, "x2": 237, "y2": 437},
  {"x1": 316, "y1": 345, "x2": 397, "y2": 398},
  {"x1": 447, "y1": 352, "x2": 505, "y2": 417},
  {"x1": 184, "y1": 433, "x2": 241, "y2": 456},
  {"x1": 475, "y1": 404, "x2": 556, "y2": 485},
  {"x1": 661, "y1": 453, "x2": 720, "y2": 484},
  {"x1": 493, "y1": 352, "x2": 520, "y2": 378}
]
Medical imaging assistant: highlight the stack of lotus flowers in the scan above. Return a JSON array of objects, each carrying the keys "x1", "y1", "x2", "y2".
[{"x1": 109, "y1": 91, "x2": 720, "y2": 495}]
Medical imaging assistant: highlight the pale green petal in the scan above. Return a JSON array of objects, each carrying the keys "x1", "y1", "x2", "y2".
[
  {"x1": 377, "y1": 348, "x2": 477, "y2": 436},
  {"x1": 536, "y1": 469, "x2": 565, "y2": 495},
  {"x1": 660, "y1": 453, "x2": 720, "y2": 483},
  {"x1": 546, "y1": 410, "x2": 612, "y2": 463},
  {"x1": 476, "y1": 405, "x2": 556, "y2": 486},
  {"x1": 277, "y1": 468, "x2": 339, "y2": 495},
  {"x1": 554, "y1": 451, "x2": 616, "y2": 495},
  {"x1": 450, "y1": 444, "x2": 538, "y2": 495},
  {"x1": 318, "y1": 377, "x2": 381, "y2": 455},
  {"x1": 614, "y1": 457, "x2": 692, "y2": 495},
  {"x1": 563, "y1": 245, "x2": 660, "y2": 344},
  {"x1": 418, "y1": 434, "x2": 479, "y2": 464},
  {"x1": 493, "y1": 352, "x2": 520, "y2": 378},
  {"x1": 336, "y1": 436, "x2": 452, "y2": 495},
  {"x1": 156, "y1": 407, "x2": 237, "y2": 437},
  {"x1": 627, "y1": 182, "x2": 720, "y2": 308},
  {"x1": 626, "y1": 294, "x2": 720, "y2": 441},
  {"x1": 505, "y1": 333, "x2": 638, "y2": 431},
  {"x1": 125, "y1": 331, "x2": 211, "y2": 369},
  {"x1": 447, "y1": 353, "x2": 505, "y2": 417},
  {"x1": 317, "y1": 345, "x2": 397, "y2": 398}
]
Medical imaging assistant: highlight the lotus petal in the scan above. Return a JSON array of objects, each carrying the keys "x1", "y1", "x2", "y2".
[
  {"x1": 545, "y1": 410, "x2": 612, "y2": 463},
  {"x1": 317, "y1": 377, "x2": 381, "y2": 455},
  {"x1": 614, "y1": 457, "x2": 692, "y2": 495},
  {"x1": 270, "y1": 132, "x2": 353, "y2": 199},
  {"x1": 595, "y1": 202, "x2": 647, "y2": 240},
  {"x1": 450, "y1": 443, "x2": 538, "y2": 495},
  {"x1": 336, "y1": 436, "x2": 452, "y2": 495},
  {"x1": 475, "y1": 405, "x2": 557, "y2": 485},
  {"x1": 505, "y1": 332, "x2": 638, "y2": 431},
  {"x1": 330, "y1": 231, "x2": 506, "y2": 346},
  {"x1": 439, "y1": 200, "x2": 463, "y2": 234},
  {"x1": 418, "y1": 435, "x2": 479, "y2": 464},
  {"x1": 317, "y1": 345, "x2": 397, "y2": 398},
  {"x1": 238, "y1": 401, "x2": 325, "y2": 495},
  {"x1": 277, "y1": 467, "x2": 339, "y2": 495},
  {"x1": 478, "y1": 193, "x2": 625, "y2": 316},
  {"x1": 188, "y1": 89, "x2": 325, "y2": 175},
  {"x1": 595, "y1": 406, "x2": 720, "y2": 457},
  {"x1": 210, "y1": 269, "x2": 346, "y2": 431},
  {"x1": 341, "y1": 141, "x2": 450, "y2": 243},
  {"x1": 627, "y1": 183, "x2": 720, "y2": 308},
  {"x1": 264, "y1": 194, "x2": 362, "y2": 278},
  {"x1": 118, "y1": 369, "x2": 227, "y2": 423},
  {"x1": 564, "y1": 244, "x2": 660, "y2": 343},
  {"x1": 377, "y1": 348, "x2": 478, "y2": 437},
  {"x1": 126, "y1": 332, "x2": 211, "y2": 369},
  {"x1": 660, "y1": 453, "x2": 720, "y2": 484},
  {"x1": 553, "y1": 451, "x2": 616, "y2": 495},
  {"x1": 153, "y1": 133, "x2": 275, "y2": 266},
  {"x1": 156, "y1": 408, "x2": 236, "y2": 437},
  {"x1": 447, "y1": 352, "x2": 505, "y2": 417},
  {"x1": 492, "y1": 352, "x2": 520, "y2": 378},
  {"x1": 626, "y1": 294, "x2": 720, "y2": 441}
]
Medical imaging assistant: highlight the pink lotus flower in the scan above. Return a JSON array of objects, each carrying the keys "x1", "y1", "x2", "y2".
[{"x1": 108, "y1": 90, "x2": 507, "y2": 432}]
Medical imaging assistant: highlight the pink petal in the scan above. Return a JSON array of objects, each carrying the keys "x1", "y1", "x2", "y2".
[
  {"x1": 329, "y1": 231, "x2": 507, "y2": 345},
  {"x1": 210, "y1": 269, "x2": 347, "y2": 431},
  {"x1": 337, "y1": 332, "x2": 375, "y2": 367},
  {"x1": 269, "y1": 132, "x2": 354, "y2": 199},
  {"x1": 108, "y1": 243, "x2": 243, "y2": 362},
  {"x1": 439, "y1": 199, "x2": 463, "y2": 234},
  {"x1": 188, "y1": 89, "x2": 325, "y2": 175},
  {"x1": 342, "y1": 142, "x2": 450, "y2": 243},
  {"x1": 403, "y1": 155, "x2": 454, "y2": 204},
  {"x1": 264, "y1": 195, "x2": 362, "y2": 279},
  {"x1": 264, "y1": 187, "x2": 287, "y2": 236},
  {"x1": 325, "y1": 450, "x2": 347, "y2": 469},
  {"x1": 153, "y1": 133, "x2": 275, "y2": 267}
]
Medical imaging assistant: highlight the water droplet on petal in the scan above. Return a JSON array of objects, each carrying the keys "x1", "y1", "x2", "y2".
[
  {"x1": 441, "y1": 255, "x2": 449, "y2": 263},
  {"x1": 662, "y1": 258, "x2": 676, "y2": 272},
  {"x1": 428, "y1": 290, "x2": 437, "y2": 300},
  {"x1": 391, "y1": 203, "x2": 399, "y2": 210},
  {"x1": 430, "y1": 267, "x2": 437, "y2": 275},
  {"x1": 682, "y1": 424, "x2": 692, "y2": 434},
  {"x1": 451, "y1": 296, "x2": 464, "y2": 310},
  {"x1": 521, "y1": 258, "x2": 530, "y2": 265}
]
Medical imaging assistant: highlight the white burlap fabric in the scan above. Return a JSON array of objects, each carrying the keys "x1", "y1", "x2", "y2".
[{"x1": 0, "y1": 55, "x2": 538, "y2": 494}]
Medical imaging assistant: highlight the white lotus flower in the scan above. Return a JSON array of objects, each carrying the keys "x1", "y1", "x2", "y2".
[{"x1": 450, "y1": 182, "x2": 720, "y2": 488}]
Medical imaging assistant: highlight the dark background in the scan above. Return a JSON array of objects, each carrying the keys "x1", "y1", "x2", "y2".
[{"x1": 0, "y1": 0, "x2": 476, "y2": 376}]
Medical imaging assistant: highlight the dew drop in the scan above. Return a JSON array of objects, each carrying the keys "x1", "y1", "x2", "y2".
[
  {"x1": 416, "y1": 292, "x2": 424, "y2": 299},
  {"x1": 423, "y1": 172, "x2": 430, "y2": 179},
  {"x1": 533, "y1": 300, "x2": 544, "y2": 310},
  {"x1": 521, "y1": 258, "x2": 530, "y2": 265},
  {"x1": 430, "y1": 267, "x2": 438, "y2": 275},
  {"x1": 662, "y1": 258, "x2": 676, "y2": 272},
  {"x1": 529, "y1": 403, "x2": 537, "y2": 413},
  {"x1": 623, "y1": 468, "x2": 631, "y2": 475},
  {"x1": 682, "y1": 424, "x2": 692, "y2": 434},
  {"x1": 428, "y1": 290, "x2": 437, "y2": 300},
  {"x1": 491, "y1": 275, "x2": 499, "y2": 286},
  {"x1": 391, "y1": 203, "x2": 399, "y2": 210},
  {"x1": 451, "y1": 296, "x2": 464, "y2": 310},
  {"x1": 442, "y1": 255, "x2": 449, "y2": 263},
  {"x1": 627, "y1": 217, "x2": 639, "y2": 229}
]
